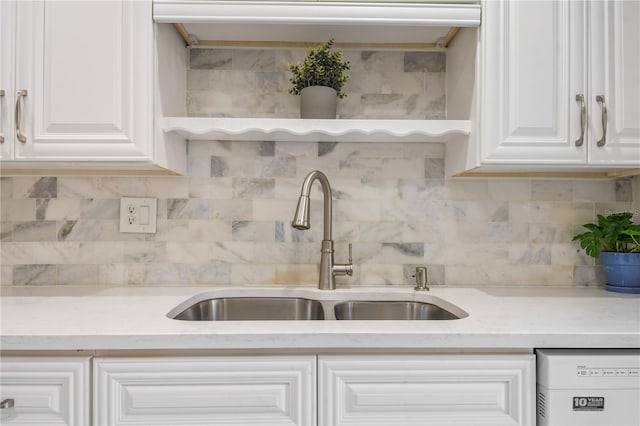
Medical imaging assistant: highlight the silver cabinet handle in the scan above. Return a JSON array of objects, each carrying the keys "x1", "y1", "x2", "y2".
[
  {"x1": 0, "y1": 398, "x2": 15, "y2": 409},
  {"x1": 575, "y1": 94, "x2": 585, "y2": 147},
  {"x1": 0, "y1": 89, "x2": 5, "y2": 143},
  {"x1": 596, "y1": 95, "x2": 607, "y2": 147},
  {"x1": 15, "y1": 89, "x2": 27, "y2": 143}
]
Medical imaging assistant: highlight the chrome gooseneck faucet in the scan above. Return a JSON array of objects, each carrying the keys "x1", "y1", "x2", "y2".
[{"x1": 292, "y1": 170, "x2": 353, "y2": 290}]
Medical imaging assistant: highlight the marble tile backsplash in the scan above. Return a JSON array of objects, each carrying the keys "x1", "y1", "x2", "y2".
[
  {"x1": 0, "y1": 149, "x2": 633, "y2": 287},
  {"x1": 187, "y1": 47, "x2": 446, "y2": 119},
  {"x1": 0, "y1": 48, "x2": 635, "y2": 287}
]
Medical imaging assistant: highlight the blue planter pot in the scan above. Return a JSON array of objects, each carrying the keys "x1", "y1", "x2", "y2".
[{"x1": 599, "y1": 252, "x2": 640, "y2": 294}]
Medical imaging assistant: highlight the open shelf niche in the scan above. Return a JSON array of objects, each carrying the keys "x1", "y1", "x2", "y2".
[{"x1": 154, "y1": 0, "x2": 479, "y2": 145}]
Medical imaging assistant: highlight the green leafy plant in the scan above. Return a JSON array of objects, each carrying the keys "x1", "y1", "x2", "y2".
[
  {"x1": 572, "y1": 212, "x2": 640, "y2": 258},
  {"x1": 288, "y1": 39, "x2": 350, "y2": 98}
]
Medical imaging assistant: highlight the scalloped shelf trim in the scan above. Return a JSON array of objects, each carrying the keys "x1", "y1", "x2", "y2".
[{"x1": 163, "y1": 117, "x2": 471, "y2": 143}]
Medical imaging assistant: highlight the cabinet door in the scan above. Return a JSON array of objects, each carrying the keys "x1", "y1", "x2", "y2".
[
  {"x1": 13, "y1": 0, "x2": 152, "y2": 161},
  {"x1": 0, "y1": 356, "x2": 90, "y2": 425},
  {"x1": 481, "y1": 0, "x2": 587, "y2": 166},
  {"x1": 319, "y1": 354, "x2": 535, "y2": 426},
  {"x1": 94, "y1": 356, "x2": 317, "y2": 426},
  {"x1": 588, "y1": 0, "x2": 640, "y2": 165},
  {"x1": 0, "y1": 0, "x2": 15, "y2": 160}
]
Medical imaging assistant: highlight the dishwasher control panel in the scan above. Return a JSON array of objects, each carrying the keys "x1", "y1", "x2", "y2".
[{"x1": 577, "y1": 367, "x2": 640, "y2": 377}]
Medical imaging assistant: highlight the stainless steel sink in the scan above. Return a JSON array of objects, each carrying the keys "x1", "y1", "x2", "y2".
[
  {"x1": 171, "y1": 297, "x2": 325, "y2": 321},
  {"x1": 168, "y1": 291, "x2": 467, "y2": 321},
  {"x1": 334, "y1": 300, "x2": 461, "y2": 320}
]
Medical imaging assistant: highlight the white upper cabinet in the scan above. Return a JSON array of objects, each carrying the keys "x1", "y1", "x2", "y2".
[
  {"x1": 480, "y1": 0, "x2": 586, "y2": 166},
  {"x1": 588, "y1": 0, "x2": 640, "y2": 165},
  {"x1": 0, "y1": 0, "x2": 15, "y2": 160},
  {"x1": 0, "y1": 0, "x2": 186, "y2": 174},
  {"x1": 478, "y1": 0, "x2": 640, "y2": 171}
]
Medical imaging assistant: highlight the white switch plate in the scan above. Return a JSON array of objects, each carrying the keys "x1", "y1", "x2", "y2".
[{"x1": 119, "y1": 197, "x2": 157, "y2": 233}]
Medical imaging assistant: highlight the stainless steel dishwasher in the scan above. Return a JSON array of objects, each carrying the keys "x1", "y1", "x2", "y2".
[{"x1": 536, "y1": 349, "x2": 640, "y2": 426}]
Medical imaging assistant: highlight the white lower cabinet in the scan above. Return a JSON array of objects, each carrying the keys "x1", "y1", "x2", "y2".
[
  {"x1": 318, "y1": 354, "x2": 536, "y2": 426},
  {"x1": 0, "y1": 356, "x2": 90, "y2": 425},
  {"x1": 2, "y1": 353, "x2": 534, "y2": 425},
  {"x1": 93, "y1": 355, "x2": 317, "y2": 426}
]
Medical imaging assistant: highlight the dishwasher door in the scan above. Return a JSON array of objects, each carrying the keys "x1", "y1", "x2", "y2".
[{"x1": 536, "y1": 349, "x2": 640, "y2": 426}]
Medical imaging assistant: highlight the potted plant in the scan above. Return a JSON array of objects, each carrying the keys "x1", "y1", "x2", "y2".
[
  {"x1": 572, "y1": 212, "x2": 640, "y2": 293},
  {"x1": 288, "y1": 39, "x2": 350, "y2": 119}
]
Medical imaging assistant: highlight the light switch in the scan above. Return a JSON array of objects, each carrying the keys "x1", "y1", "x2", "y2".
[{"x1": 139, "y1": 206, "x2": 150, "y2": 225}]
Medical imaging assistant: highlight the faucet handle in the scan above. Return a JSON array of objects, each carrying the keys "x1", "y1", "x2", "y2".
[
  {"x1": 332, "y1": 243, "x2": 354, "y2": 278},
  {"x1": 344, "y1": 243, "x2": 353, "y2": 276}
]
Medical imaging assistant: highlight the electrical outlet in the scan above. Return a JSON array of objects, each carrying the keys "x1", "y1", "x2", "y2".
[{"x1": 119, "y1": 197, "x2": 157, "y2": 233}]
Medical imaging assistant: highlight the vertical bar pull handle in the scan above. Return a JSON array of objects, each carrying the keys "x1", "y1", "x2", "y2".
[
  {"x1": 596, "y1": 95, "x2": 607, "y2": 147},
  {"x1": 0, "y1": 89, "x2": 5, "y2": 143},
  {"x1": 15, "y1": 89, "x2": 27, "y2": 143},
  {"x1": 575, "y1": 94, "x2": 585, "y2": 147}
]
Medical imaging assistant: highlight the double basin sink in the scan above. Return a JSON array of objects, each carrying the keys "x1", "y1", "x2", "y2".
[{"x1": 168, "y1": 290, "x2": 468, "y2": 321}]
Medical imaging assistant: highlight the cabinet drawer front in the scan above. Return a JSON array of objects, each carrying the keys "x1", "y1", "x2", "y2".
[
  {"x1": 94, "y1": 356, "x2": 316, "y2": 426},
  {"x1": 0, "y1": 356, "x2": 90, "y2": 425},
  {"x1": 319, "y1": 354, "x2": 535, "y2": 426}
]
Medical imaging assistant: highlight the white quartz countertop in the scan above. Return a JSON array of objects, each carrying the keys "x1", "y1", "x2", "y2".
[{"x1": 1, "y1": 286, "x2": 639, "y2": 351}]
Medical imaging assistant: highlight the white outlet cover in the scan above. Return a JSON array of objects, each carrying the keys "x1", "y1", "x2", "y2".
[{"x1": 119, "y1": 197, "x2": 157, "y2": 233}]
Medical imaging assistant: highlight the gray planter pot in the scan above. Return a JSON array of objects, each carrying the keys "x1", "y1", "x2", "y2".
[{"x1": 299, "y1": 86, "x2": 337, "y2": 119}]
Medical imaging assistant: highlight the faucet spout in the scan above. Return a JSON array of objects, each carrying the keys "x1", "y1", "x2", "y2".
[
  {"x1": 291, "y1": 170, "x2": 352, "y2": 290},
  {"x1": 292, "y1": 170, "x2": 332, "y2": 240}
]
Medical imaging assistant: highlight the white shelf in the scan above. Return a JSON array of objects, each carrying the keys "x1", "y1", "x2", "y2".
[{"x1": 162, "y1": 117, "x2": 471, "y2": 143}]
